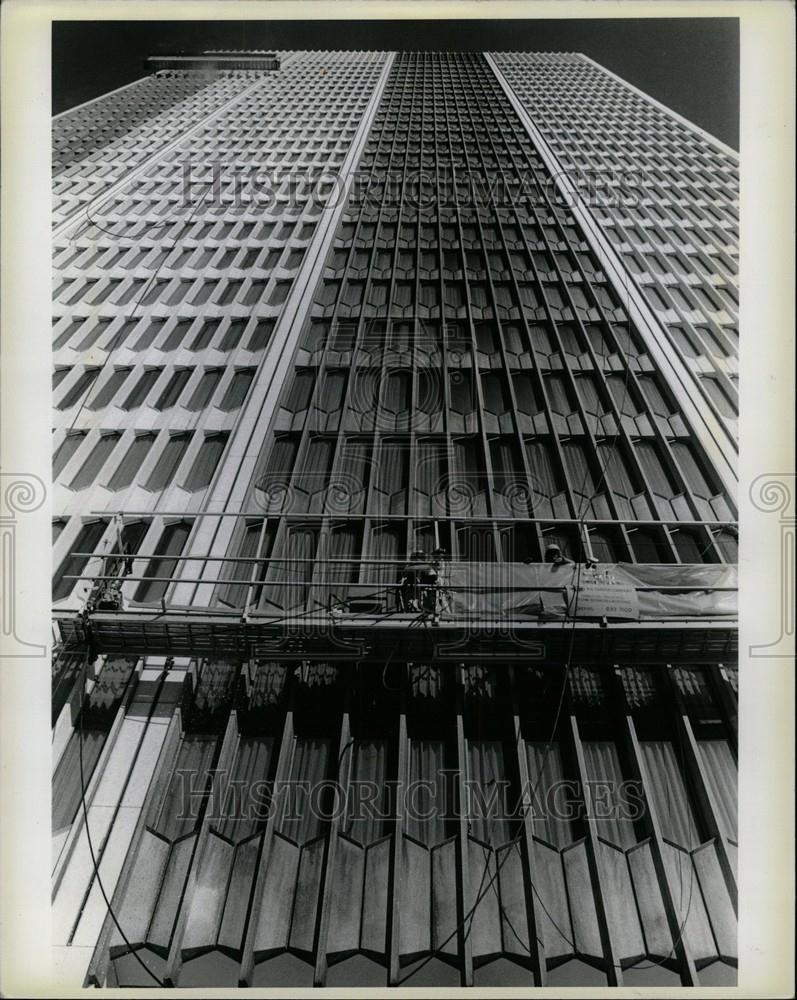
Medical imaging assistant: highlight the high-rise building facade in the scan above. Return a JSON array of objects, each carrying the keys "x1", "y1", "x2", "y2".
[{"x1": 51, "y1": 51, "x2": 738, "y2": 988}]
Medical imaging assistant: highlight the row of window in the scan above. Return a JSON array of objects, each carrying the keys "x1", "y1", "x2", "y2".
[
  {"x1": 53, "y1": 316, "x2": 275, "y2": 355},
  {"x1": 54, "y1": 242, "x2": 307, "y2": 275},
  {"x1": 55, "y1": 365, "x2": 254, "y2": 412},
  {"x1": 256, "y1": 428, "x2": 729, "y2": 518},
  {"x1": 53, "y1": 430, "x2": 228, "y2": 496},
  {"x1": 52, "y1": 509, "x2": 738, "y2": 610},
  {"x1": 55, "y1": 272, "x2": 306, "y2": 311}
]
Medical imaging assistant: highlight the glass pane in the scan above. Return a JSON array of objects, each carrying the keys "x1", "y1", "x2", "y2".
[
  {"x1": 106, "y1": 434, "x2": 156, "y2": 491},
  {"x1": 68, "y1": 434, "x2": 120, "y2": 490},
  {"x1": 144, "y1": 435, "x2": 191, "y2": 491},
  {"x1": 135, "y1": 522, "x2": 191, "y2": 603},
  {"x1": 53, "y1": 520, "x2": 108, "y2": 600}
]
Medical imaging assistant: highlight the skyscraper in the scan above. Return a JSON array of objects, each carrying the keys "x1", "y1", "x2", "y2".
[{"x1": 51, "y1": 50, "x2": 738, "y2": 988}]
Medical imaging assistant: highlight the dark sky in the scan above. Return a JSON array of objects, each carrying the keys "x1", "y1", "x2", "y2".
[{"x1": 53, "y1": 18, "x2": 739, "y2": 149}]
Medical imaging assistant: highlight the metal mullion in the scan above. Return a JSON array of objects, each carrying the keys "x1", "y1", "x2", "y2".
[
  {"x1": 437, "y1": 76, "x2": 464, "y2": 563},
  {"x1": 313, "y1": 673, "x2": 353, "y2": 985},
  {"x1": 84, "y1": 693, "x2": 184, "y2": 986},
  {"x1": 506, "y1": 665, "x2": 546, "y2": 984},
  {"x1": 454, "y1": 666, "x2": 474, "y2": 986},
  {"x1": 488, "y1": 129, "x2": 623, "y2": 527},
  {"x1": 447, "y1": 82, "x2": 497, "y2": 533},
  {"x1": 354, "y1": 92, "x2": 406, "y2": 587},
  {"x1": 658, "y1": 523, "x2": 687, "y2": 564},
  {"x1": 291, "y1": 115, "x2": 380, "y2": 436},
  {"x1": 435, "y1": 89, "x2": 464, "y2": 568},
  {"x1": 359, "y1": 76, "x2": 416, "y2": 566},
  {"x1": 519, "y1": 225, "x2": 659, "y2": 531},
  {"x1": 614, "y1": 525, "x2": 636, "y2": 563},
  {"x1": 367, "y1": 67, "x2": 417, "y2": 555},
  {"x1": 433, "y1": 79, "x2": 453, "y2": 442},
  {"x1": 460, "y1": 97, "x2": 538, "y2": 548},
  {"x1": 698, "y1": 525, "x2": 726, "y2": 565},
  {"x1": 463, "y1": 104, "x2": 553, "y2": 543},
  {"x1": 388, "y1": 696, "x2": 409, "y2": 984},
  {"x1": 662, "y1": 440, "x2": 733, "y2": 530},
  {"x1": 309, "y1": 77, "x2": 404, "y2": 590},
  {"x1": 405, "y1": 84, "x2": 427, "y2": 548},
  {"x1": 465, "y1": 125, "x2": 575, "y2": 525}
]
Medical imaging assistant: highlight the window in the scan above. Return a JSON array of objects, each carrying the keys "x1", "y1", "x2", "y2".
[
  {"x1": 701, "y1": 376, "x2": 737, "y2": 419},
  {"x1": 53, "y1": 432, "x2": 87, "y2": 478},
  {"x1": 219, "y1": 519, "x2": 276, "y2": 609},
  {"x1": 106, "y1": 433, "x2": 156, "y2": 491},
  {"x1": 638, "y1": 741, "x2": 702, "y2": 848},
  {"x1": 670, "y1": 441, "x2": 714, "y2": 499},
  {"x1": 182, "y1": 434, "x2": 228, "y2": 492},
  {"x1": 219, "y1": 320, "x2": 246, "y2": 351},
  {"x1": 76, "y1": 319, "x2": 112, "y2": 351},
  {"x1": 135, "y1": 521, "x2": 191, "y2": 603},
  {"x1": 162, "y1": 319, "x2": 194, "y2": 351},
  {"x1": 714, "y1": 528, "x2": 738, "y2": 562},
  {"x1": 190, "y1": 320, "x2": 219, "y2": 350},
  {"x1": 121, "y1": 368, "x2": 161, "y2": 409},
  {"x1": 53, "y1": 318, "x2": 85, "y2": 350},
  {"x1": 635, "y1": 441, "x2": 675, "y2": 497},
  {"x1": 68, "y1": 433, "x2": 121, "y2": 491},
  {"x1": 134, "y1": 320, "x2": 165, "y2": 350},
  {"x1": 219, "y1": 369, "x2": 255, "y2": 411},
  {"x1": 581, "y1": 741, "x2": 637, "y2": 847},
  {"x1": 53, "y1": 519, "x2": 108, "y2": 601},
  {"x1": 154, "y1": 368, "x2": 192, "y2": 410},
  {"x1": 105, "y1": 521, "x2": 150, "y2": 578},
  {"x1": 637, "y1": 375, "x2": 672, "y2": 417},
  {"x1": 697, "y1": 739, "x2": 737, "y2": 842},
  {"x1": 186, "y1": 369, "x2": 222, "y2": 411},
  {"x1": 85, "y1": 368, "x2": 131, "y2": 410},
  {"x1": 247, "y1": 320, "x2": 274, "y2": 351},
  {"x1": 525, "y1": 742, "x2": 573, "y2": 847},
  {"x1": 56, "y1": 369, "x2": 99, "y2": 410},
  {"x1": 218, "y1": 280, "x2": 243, "y2": 305},
  {"x1": 144, "y1": 434, "x2": 191, "y2": 492}
]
